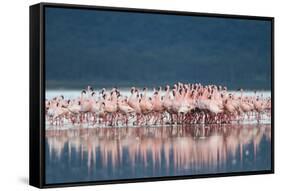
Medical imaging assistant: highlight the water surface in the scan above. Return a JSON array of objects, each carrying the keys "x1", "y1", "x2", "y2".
[{"x1": 45, "y1": 124, "x2": 271, "y2": 184}]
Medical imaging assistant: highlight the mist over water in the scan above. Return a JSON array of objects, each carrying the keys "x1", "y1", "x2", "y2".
[{"x1": 46, "y1": 90, "x2": 271, "y2": 100}]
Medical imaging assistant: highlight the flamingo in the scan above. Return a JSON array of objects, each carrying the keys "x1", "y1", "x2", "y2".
[{"x1": 45, "y1": 82, "x2": 271, "y2": 127}]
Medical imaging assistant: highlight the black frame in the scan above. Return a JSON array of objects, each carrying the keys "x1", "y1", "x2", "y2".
[{"x1": 29, "y1": 2, "x2": 275, "y2": 188}]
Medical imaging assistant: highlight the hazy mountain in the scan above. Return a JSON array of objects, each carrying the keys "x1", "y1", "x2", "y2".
[{"x1": 45, "y1": 7, "x2": 272, "y2": 90}]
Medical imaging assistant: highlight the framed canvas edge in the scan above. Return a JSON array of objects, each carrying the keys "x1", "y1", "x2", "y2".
[
  {"x1": 29, "y1": 2, "x2": 275, "y2": 189},
  {"x1": 29, "y1": 3, "x2": 44, "y2": 188}
]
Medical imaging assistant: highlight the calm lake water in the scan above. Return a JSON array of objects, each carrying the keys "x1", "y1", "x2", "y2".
[{"x1": 45, "y1": 124, "x2": 271, "y2": 184}]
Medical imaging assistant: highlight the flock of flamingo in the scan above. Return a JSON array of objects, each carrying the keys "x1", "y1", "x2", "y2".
[{"x1": 45, "y1": 82, "x2": 271, "y2": 127}]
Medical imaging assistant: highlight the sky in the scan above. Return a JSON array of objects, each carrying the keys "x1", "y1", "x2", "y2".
[{"x1": 45, "y1": 7, "x2": 272, "y2": 90}]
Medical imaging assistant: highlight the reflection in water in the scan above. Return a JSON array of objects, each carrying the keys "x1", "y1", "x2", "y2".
[{"x1": 45, "y1": 124, "x2": 271, "y2": 184}]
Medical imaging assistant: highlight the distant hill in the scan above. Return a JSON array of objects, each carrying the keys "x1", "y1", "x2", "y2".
[{"x1": 45, "y1": 7, "x2": 272, "y2": 90}]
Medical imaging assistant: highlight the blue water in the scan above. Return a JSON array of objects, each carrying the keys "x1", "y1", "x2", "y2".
[{"x1": 45, "y1": 124, "x2": 271, "y2": 184}]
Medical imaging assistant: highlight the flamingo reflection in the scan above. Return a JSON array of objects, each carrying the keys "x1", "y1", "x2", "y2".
[{"x1": 46, "y1": 124, "x2": 271, "y2": 174}]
